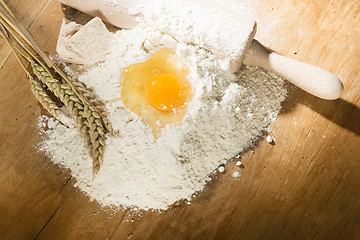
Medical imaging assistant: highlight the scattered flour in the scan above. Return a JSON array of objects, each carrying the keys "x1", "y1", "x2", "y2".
[
  {"x1": 39, "y1": 2, "x2": 286, "y2": 210},
  {"x1": 232, "y1": 171, "x2": 241, "y2": 178}
]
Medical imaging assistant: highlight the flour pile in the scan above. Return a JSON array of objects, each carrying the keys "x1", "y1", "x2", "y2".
[{"x1": 39, "y1": 2, "x2": 286, "y2": 210}]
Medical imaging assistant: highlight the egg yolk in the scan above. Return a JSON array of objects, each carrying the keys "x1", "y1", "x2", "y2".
[
  {"x1": 120, "y1": 48, "x2": 192, "y2": 137},
  {"x1": 146, "y1": 73, "x2": 189, "y2": 111}
]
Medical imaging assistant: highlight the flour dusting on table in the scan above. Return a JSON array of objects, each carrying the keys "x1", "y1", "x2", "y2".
[{"x1": 39, "y1": 2, "x2": 286, "y2": 210}]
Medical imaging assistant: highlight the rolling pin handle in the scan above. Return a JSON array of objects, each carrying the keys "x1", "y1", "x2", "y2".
[{"x1": 244, "y1": 40, "x2": 344, "y2": 100}]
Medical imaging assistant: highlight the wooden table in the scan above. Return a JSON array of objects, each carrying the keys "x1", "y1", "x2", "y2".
[{"x1": 0, "y1": 0, "x2": 359, "y2": 239}]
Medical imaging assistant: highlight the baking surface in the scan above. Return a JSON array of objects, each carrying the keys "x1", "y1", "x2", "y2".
[{"x1": 0, "y1": 0, "x2": 359, "y2": 239}]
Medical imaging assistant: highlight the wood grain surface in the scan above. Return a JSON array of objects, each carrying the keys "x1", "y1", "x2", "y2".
[{"x1": 0, "y1": 0, "x2": 359, "y2": 239}]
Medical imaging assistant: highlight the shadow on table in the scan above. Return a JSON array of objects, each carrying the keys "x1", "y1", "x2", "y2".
[{"x1": 280, "y1": 84, "x2": 360, "y2": 136}]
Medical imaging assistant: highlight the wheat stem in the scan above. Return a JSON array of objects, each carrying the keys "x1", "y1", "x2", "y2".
[
  {"x1": 0, "y1": 25, "x2": 27, "y2": 73},
  {"x1": 0, "y1": 20, "x2": 7, "y2": 38},
  {"x1": 0, "y1": 2, "x2": 52, "y2": 66},
  {"x1": 6, "y1": 36, "x2": 32, "y2": 62},
  {"x1": 0, "y1": 15, "x2": 54, "y2": 80},
  {"x1": 0, "y1": 0, "x2": 16, "y2": 19}
]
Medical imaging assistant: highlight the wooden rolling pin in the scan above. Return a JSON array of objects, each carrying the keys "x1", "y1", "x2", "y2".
[{"x1": 57, "y1": 0, "x2": 344, "y2": 100}]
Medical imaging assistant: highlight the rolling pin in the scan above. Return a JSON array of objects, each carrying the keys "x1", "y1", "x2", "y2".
[{"x1": 57, "y1": 0, "x2": 344, "y2": 100}]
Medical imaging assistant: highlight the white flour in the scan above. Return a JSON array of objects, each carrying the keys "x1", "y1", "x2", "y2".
[
  {"x1": 133, "y1": 0, "x2": 255, "y2": 60},
  {"x1": 39, "y1": 3, "x2": 286, "y2": 210}
]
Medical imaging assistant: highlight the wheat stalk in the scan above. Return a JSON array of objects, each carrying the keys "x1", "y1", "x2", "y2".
[
  {"x1": 32, "y1": 62, "x2": 106, "y2": 175},
  {"x1": 0, "y1": 1, "x2": 109, "y2": 176}
]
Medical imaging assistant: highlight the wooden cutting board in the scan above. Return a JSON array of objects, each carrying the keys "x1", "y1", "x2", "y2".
[{"x1": 0, "y1": 0, "x2": 359, "y2": 239}]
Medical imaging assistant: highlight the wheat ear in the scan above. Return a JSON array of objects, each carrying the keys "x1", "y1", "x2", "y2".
[
  {"x1": 28, "y1": 74, "x2": 66, "y2": 122},
  {"x1": 32, "y1": 62, "x2": 106, "y2": 175},
  {"x1": 70, "y1": 79, "x2": 114, "y2": 135}
]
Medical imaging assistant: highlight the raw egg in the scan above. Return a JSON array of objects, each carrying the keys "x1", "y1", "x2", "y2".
[{"x1": 120, "y1": 48, "x2": 192, "y2": 137}]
